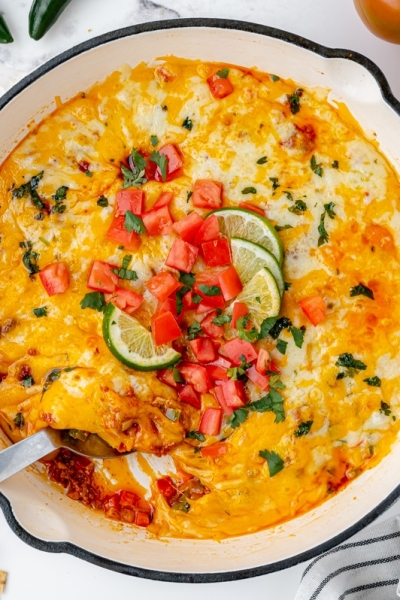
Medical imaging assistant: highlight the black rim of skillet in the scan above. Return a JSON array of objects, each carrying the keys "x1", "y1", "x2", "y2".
[{"x1": 1, "y1": 17, "x2": 400, "y2": 584}]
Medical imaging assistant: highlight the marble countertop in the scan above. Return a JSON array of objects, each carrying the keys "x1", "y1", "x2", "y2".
[{"x1": 1, "y1": 0, "x2": 400, "y2": 598}]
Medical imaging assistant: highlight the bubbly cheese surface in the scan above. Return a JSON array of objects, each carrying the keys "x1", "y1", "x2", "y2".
[{"x1": 1, "y1": 58, "x2": 400, "y2": 539}]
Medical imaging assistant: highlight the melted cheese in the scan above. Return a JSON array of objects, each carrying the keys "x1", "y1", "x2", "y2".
[{"x1": 1, "y1": 58, "x2": 400, "y2": 540}]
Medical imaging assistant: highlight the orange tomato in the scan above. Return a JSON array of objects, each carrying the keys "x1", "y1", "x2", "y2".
[{"x1": 354, "y1": 0, "x2": 400, "y2": 43}]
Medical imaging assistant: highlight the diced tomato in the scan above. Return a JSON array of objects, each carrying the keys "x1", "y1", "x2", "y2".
[
  {"x1": 218, "y1": 266, "x2": 242, "y2": 301},
  {"x1": 135, "y1": 511, "x2": 151, "y2": 527},
  {"x1": 189, "y1": 337, "x2": 216, "y2": 363},
  {"x1": 238, "y1": 202, "x2": 265, "y2": 216},
  {"x1": 165, "y1": 238, "x2": 199, "y2": 273},
  {"x1": 153, "y1": 191, "x2": 173, "y2": 209},
  {"x1": 232, "y1": 302, "x2": 250, "y2": 329},
  {"x1": 246, "y1": 364, "x2": 270, "y2": 391},
  {"x1": 107, "y1": 287, "x2": 143, "y2": 314},
  {"x1": 103, "y1": 494, "x2": 120, "y2": 519},
  {"x1": 142, "y1": 205, "x2": 174, "y2": 236},
  {"x1": 157, "y1": 368, "x2": 177, "y2": 388},
  {"x1": 128, "y1": 150, "x2": 157, "y2": 182},
  {"x1": 202, "y1": 237, "x2": 232, "y2": 268},
  {"x1": 87, "y1": 260, "x2": 119, "y2": 293},
  {"x1": 196, "y1": 297, "x2": 225, "y2": 314},
  {"x1": 106, "y1": 214, "x2": 141, "y2": 250},
  {"x1": 151, "y1": 311, "x2": 182, "y2": 346},
  {"x1": 179, "y1": 362, "x2": 212, "y2": 393},
  {"x1": 221, "y1": 379, "x2": 247, "y2": 408},
  {"x1": 182, "y1": 290, "x2": 195, "y2": 311},
  {"x1": 173, "y1": 212, "x2": 203, "y2": 243},
  {"x1": 207, "y1": 73, "x2": 234, "y2": 99},
  {"x1": 200, "y1": 442, "x2": 228, "y2": 458},
  {"x1": 39, "y1": 262, "x2": 69, "y2": 296},
  {"x1": 154, "y1": 144, "x2": 183, "y2": 182},
  {"x1": 201, "y1": 311, "x2": 224, "y2": 339},
  {"x1": 178, "y1": 383, "x2": 201, "y2": 409},
  {"x1": 78, "y1": 160, "x2": 90, "y2": 173},
  {"x1": 298, "y1": 296, "x2": 326, "y2": 326},
  {"x1": 115, "y1": 189, "x2": 144, "y2": 216},
  {"x1": 154, "y1": 297, "x2": 178, "y2": 320},
  {"x1": 146, "y1": 271, "x2": 180, "y2": 302},
  {"x1": 157, "y1": 476, "x2": 177, "y2": 501},
  {"x1": 206, "y1": 364, "x2": 229, "y2": 382},
  {"x1": 256, "y1": 348, "x2": 280, "y2": 375},
  {"x1": 192, "y1": 180, "x2": 223, "y2": 209},
  {"x1": 194, "y1": 276, "x2": 224, "y2": 308},
  {"x1": 119, "y1": 490, "x2": 140, "y2": 507},
  {"x1": 223, "y1": 338, "x2": 258, "y2": 365},
  {"x1": 207, "y1": 356, "x2": 232, "y2": 369},
  {"x1": 212, "y1": 385, "x2": 234, "y2": 415},
  {"x1": 193, "y1": 214, "x2": 220, "y2": 245},
  {"x1": 199, "y1": 407, "x2": 223, "y2": 436}
]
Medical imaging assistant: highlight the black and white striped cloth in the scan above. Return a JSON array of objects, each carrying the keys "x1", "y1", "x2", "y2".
[{"x1": 294, "y1": 515, "x2": 400, "y2": 600}]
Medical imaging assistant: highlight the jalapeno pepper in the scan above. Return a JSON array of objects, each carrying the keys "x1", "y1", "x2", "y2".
[
  {"x1": 0, "y1": 13, "x2": 13, "y2": 44},
  {"x1": 29, "y1": 0, "x2": 73, "y2": 40}
]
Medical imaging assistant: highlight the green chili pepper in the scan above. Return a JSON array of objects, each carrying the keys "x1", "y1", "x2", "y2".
[
  {"x1": 0, "y1": 13, "x2": 13, "y2": 44},
  {"x1": 29, "y1": 0, "x2": 73, "y2": 40}
]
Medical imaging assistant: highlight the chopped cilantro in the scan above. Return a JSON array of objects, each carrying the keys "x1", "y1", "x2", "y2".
[
  {"x1": 179, "y1": 272, "x2": 195, "y2": 289},
  {"x1": 363, "y1": 376, "x2": 381, "y2": 387},
  {"x1": 269, "y1": 177, "x2": 280, "y2": 191},
  {"x1": 192, "y1": 294, "x2": 202, "y2": 304},
  {"x1": 121, "y1": 148, "x2": 147, "y2": 188},
  {"x1": 284, "y1": 282, "x2": 292, "y2": 291},
  {"x1": 229, "y1": 407, "x2": 249, "y2": 429},
  {"x1": 251, "y1": 387, "x2": 285, "y2": 423},
  {"x1": 259, "y1": 316, "x2": 278, "y2": 338},
  {"x1": 294, "y1": 420, "x2": 313, "y2": 437},
  {"x1": 255, "y1": 296, "x2": 261, "y2": 303},
  {"x1": 284, "y1": 191, "x2": 294, "y2": 202},
  {"x1": 149, "y1": 150, "x2": 168, "y2": 182},
  {"x1": 187, "y1": 191, "x2": 193, "y2": 202},
  {"x1": 288, "y1": 200, "x2": 307, "y2": 214},
  {"x1": 182, "y1": 117, "x2": 193, "y2": 131},
  {"x1": 150, "y1": 135, "x2": 159, "y2": 147},
  {"x1": 257, "y1": 156, "x2": 268, "y2": 164},
  {"x1": 350, "y1": 283, "x2": 374, "y2": 300},
  {"x1": 236, "y1": 314, "x2": 259, "y2": 342},
  {"x1": 80, "y1": 291, "x2": 106, "y2": 312},
  {"x1": 216, "y1": 67, "x2": 229, "y2": 78},
  {"x1": 276, "y1": 339, "x2": 288, "y2": 354},
  {"x1": 12, "y1": 171, "x2": 45, "y2": 211},
  {"x1": 85, "y1": 170, "x2": 93, "y2": 177},
  {"x1": 275, "y1": 224, "x2": 293, "y2": 232},
  {"x1": 336, "y1": 353, "x2": 367, "y2": 378},
  {"x1": 14, "y1": 413, "x2": 24, "y2": 428},
  {"x1": 21, "y1": 375, "x2": 34, "y2": 388},
  {"x1": 22, "y1": 243, "x2": 40, "y2": 277},
  {"x1": 287, "y1": 88, "x2": 303, "y2": 115},
  {"x1": 270, "y1": 74, "x2": 280, "y2": 82},
  {"x1": 124, "y1": 211, "x2": 146, "y2": 234},
  {"x1": 324, "y1": 202, "x2": 336, "y2": 218},
  {"x1": 188, "y1": 321, "x2": 202, "y2": 340},
  {"x1": 332, "y1": 160, "x2": 339, "y2": 169},
  {"x1": 186, "y1": 431, "x2": 205, "y2": 442},
  {"x1": 268, "y1": 316, "x2": 292, "y2": 340},
  {"x1": 111, "y1": 255, "x2": 138, "y2": 281},
  {"x1": 241, "y1": 187, "x2": 257, "y2": 195},
  {"x1": 198, "y1": 284, "x2": 222, "y2": 296},
  {"x1": 227, "y1": 356, "x2": 252, "y2": 382},
  {"x1": 310, "y1": 155, "x2": 323, "y2": 177},
  {"x1": 317, "y1": 203, "x2": 335, "y2": 247},
  {"x1": 290, "y1": 326, "x2": 305, "y2": 348},
  {"x1": 380, "y1": 401, "x2": 391, "y2": 416},
  {"x1": 212, "y1": 314, "x2": 231, "y2": 326},
  {"x1": 32, "y1": 306, "x2": 47, "y2": 318},
  {"x1": 42, "y1": 369, "x2": 62, "y2": 394},
  {"x1": 97, "y1": 195, "x2": 109, "y2": 207},
  {"x1": 259, "y1": 449, "x2": 284, "y2": 477}
]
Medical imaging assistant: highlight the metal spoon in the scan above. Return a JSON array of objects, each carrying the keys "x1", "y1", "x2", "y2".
[{"x1": 0, "y1": 428, "x2": 127, "y2": 484}]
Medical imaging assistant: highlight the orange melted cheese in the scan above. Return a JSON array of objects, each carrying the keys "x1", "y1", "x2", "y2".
[{"x1": 1, "y1": 58, "x2": 400, "y2": 539}]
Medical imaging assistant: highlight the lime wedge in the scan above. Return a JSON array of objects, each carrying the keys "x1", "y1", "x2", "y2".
[
  {"x1": 233, "y1": 267, "x2": 281, "y2": 329},
  {"x1": 208, "y1": 207, "x2": 283, "y2": 265},
  {"x1": 230, "y1": 237, "x2": 285, "y2": 297},
  {"x1": 102, "y1": 304, "x2": 181, "y2": 371}
]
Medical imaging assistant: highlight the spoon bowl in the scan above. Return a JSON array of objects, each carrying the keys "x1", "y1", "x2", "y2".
[{"x1": 0, "y1": 428, "x2": 128, "y2": 484}]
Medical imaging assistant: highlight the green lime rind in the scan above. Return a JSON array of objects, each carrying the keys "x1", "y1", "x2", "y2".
[
  {"x1": 102, "y1": 304, "x2": 181, "y2": 371},
  {"x1": 208, "y1": 207, "x2": 284, "y2": 265},
  {"x1": 230, "y1": 237, "x2": 285, "y2": 297}
]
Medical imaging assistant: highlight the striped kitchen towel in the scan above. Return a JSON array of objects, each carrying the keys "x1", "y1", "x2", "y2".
[{"x1": 294, "y1": 515, "x2": 400, "y2": 600}]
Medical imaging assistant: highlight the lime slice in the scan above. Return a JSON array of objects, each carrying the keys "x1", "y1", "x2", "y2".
[
  {"x1": 230, "y1": 237, "x2": 285, "y2": 297},
  {"x1": 103, "y1": 304, "x2": 181, "y2": 371},
  {"x1": 208, "y1": 207, "x2": 283, "y2": 265},
  {"x1": 233, "y1": 267, "x2": 281, "y2": 329}
]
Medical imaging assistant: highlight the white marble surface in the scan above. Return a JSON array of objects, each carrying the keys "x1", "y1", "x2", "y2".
[{"x1": 1, "y1": 0, "x2": 400, "y2": 598}]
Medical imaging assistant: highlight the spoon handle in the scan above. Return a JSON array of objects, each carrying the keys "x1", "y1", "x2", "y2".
[{"x1": 0, "y1": 430, "x2": 58, "y2": 484}]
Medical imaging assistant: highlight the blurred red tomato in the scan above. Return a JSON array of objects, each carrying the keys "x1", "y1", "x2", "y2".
[{"x1": 354, "y1": 0, "x2": 400, "y2": 43}]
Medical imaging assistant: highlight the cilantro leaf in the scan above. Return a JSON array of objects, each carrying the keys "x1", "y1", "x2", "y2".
[
  {"x1": 12, "y1": 171, "x2": 45, "y2": 211},
  {"x1": 236, "y1": 314, "x2": 259, "y2": 342},
  {"x1": 290, "y1": 326, "x2": 305, "y2": 348},
  {"x1": 259, "y1": 449, "x2": 284, "y2": 477},
  {"x1": 124, "y1": 211, "x2": 146, "y2": 234},
  {"x1": 270, "y1": 74, "x2": 279, "y2": 82},
  {"x1": 288, "y1": 199, "x2": 307, "y2": 214},
  {"x1": 186, "y1": 431, "x2": 205, "y2": 442},
  {"x1": 363, "y1": 376, "x2": 381, "y2": 387},
  {"x1": 216, "y1": 68, "x2": 229, "y2": 78},
  {"x1": 259, "y1": 316, "x2": 278, "y2": 338},
  {"x1": 269, "y1": 177, "x2": 280, "y2": 191},
  {"x1": 241, "y1": 187, "x2": 257, "y2": 195},
  {"x1": 336, "y1": 353, "x2": 367, "y2": 371},
  {"x1": 149, "y1": 150, "x2": 168, "y2": 182},
  {"x1": 111, "y1": 255, "x2": 138, "y2": 281},
  {"x1": 257, "y1": 156, "x2": 268, "y2": 164},
  {"x1": 287, "y1": 88, "x2": 303, "y2": 115},
  {"x1": 251, "y1": 387, "x2": 285, "y2": 423},
  {"x1": 179, "y1": 272, "x2": 195, "y2": 289},
  {"x1": 229, "y1": 407, "x2": 249, "y2": 429},
  {"x1": 294, "y1": 420, "x2": 313, "y2": 436},
  {"x1": 22, "y1": 245, "x2": 40, "y2": 277},
  {"x1": 324, "y1": 202, "x2": 336, "y2": 218},
  {"x1": 212, "y1": 314, "x2": 231, "y2": 326},
  {"x1": 332, "y1": 160, "x2": 339, "y2": 169},
  {"x1": 42, "y1": 368, "x2": 62, "y2": 394},
  {"x1": 150, "y1": 135, "x2": 159, "y2": 147},
  {"x1": 310, "y1": 155, "x2": 323, "y2": 177},
  {"x1": 275, "y1": 224, "x2": 293, "y2": 232},
  {"x1": 32, "y1": 306, "x2": 47, "y2": 318},
  {"x1": 121, "y1": 148, "x2": 147, "y2": 188},
  {"x1": 80, "y1": 291, "x2": 106, "y2": 312},
  {"x1": 268, "y1": 316, "x2": 292, "y2": 339},
  {"x1": 188, "y1": 321, "x2": 202, "y2": 340},
  {"x1": 198, "y1": 284, "x2": 222, "y2": 296},
  {"x1": 21, "y1": 375, "x2": 35, "y2": 388},
  {"x1": 14, "y1": 413, "x2": 24, "y2": 428},
  {"x1": 97, "y1": 195, "x2": 109, "y2": 207},
  {"x1": 276, "y1": 339, "x2": 288, "y2": 354},
  {"x1": 350, "y1": 283, "x2": 374, "y2": 300},
  {"x1": 380, "y1": 401, "x2": 391, "y2": 416},
  {"x1": 318, "y1": 203, "x2": 336, "y2": 247}
]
